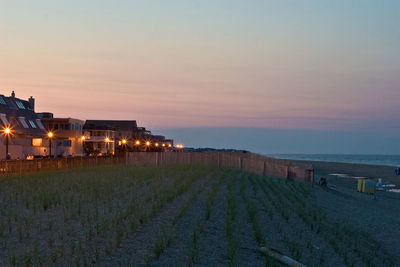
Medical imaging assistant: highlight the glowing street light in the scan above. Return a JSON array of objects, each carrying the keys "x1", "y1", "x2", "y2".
[
  {"x1": 105, "y1": 137, "x2": 110, "y2": 155},
  {"x1": 155, "y1": 143, "x2": 159, "y2": 147},
  {"x1": 146, "y1": 141, "x2": 150, "y2": 146},
  {"x1": 48, "y1": 132, "x2": 54, "y2": 158},
  {"x1": 162, "y1": 143, "x2": 165, "y2": 147},
  {"x1": 168, "y1": 144, "x2": 172, "y2": 148},
  {"x1": 3, "y1": 127, "x2": 11, "y2": 159},
  {"x1": 135, "y1": 140, "x2": 140, "y2": 145},
  {"x1": 122, "y1": 139, "x2": 127, "y2": 144},
  {"x1": 81, "y1": 136, "x2": 86, "y2": 141}
]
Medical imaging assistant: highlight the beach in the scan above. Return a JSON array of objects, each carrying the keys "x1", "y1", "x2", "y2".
[{"x1": 293, "y1": 159, "x2": 400, "y2": 185}]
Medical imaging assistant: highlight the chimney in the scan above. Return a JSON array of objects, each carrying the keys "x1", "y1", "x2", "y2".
[
  {"x1": 11, "y1": 91, "x2": 15, "y2": 98},
  {"x1": 29, "y1": 96, "x2": 35, "y2": 111}
]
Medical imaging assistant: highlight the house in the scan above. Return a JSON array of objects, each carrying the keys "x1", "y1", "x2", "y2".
[
  {"x1": 83, "y1": 120, "x2": 174, "y2": 153},
  {"x1": 40, "y1": 114, "x2": 85, "y2": 157},
  {"x1": 82, "y1": 124, "x2": 116, "y2": 155},
  {"x1": 0, "y1": 91, "x2": 48, "y2": 159}
]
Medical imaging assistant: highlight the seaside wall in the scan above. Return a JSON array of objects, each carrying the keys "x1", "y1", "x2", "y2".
[{"x1": 126, "y1": 152, "x2": 314, "y2": 182}]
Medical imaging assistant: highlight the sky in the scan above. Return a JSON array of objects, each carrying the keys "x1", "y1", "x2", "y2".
[{"x1": 0, "y1": 1, "x2": 399, "y2": 153}]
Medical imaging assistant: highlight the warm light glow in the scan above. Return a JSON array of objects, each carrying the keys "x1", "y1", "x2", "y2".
[
  {"x1": 105, "y1": 137, "x2": 110, "y2": 142},
  {"x1": 81, "y1": 136, "x2": 86, "y2": 140},
  {"x1": 136, "y1": 140, "x2": 140, "y2": 145},
  {"x1": 168, "y1": 144, "x2": 172, "y2": 148},
  {"x1": 155, "y1": 143, "x2": 159, "y2": 147},
  {"x1": 176, "y1": 144, "x2": 184, "y2": 149},
  {"x1": 4, "y1": 127, "x2": 11, "y2": 134},
  {"x1": 48, "y1": 132, "x2": 53, "y2": 138},
  {"x1": 122, "y1": 139, "x2": 127, "y2": 144},
  {"x1": 162, "y1": 143, "x2": 166, "y2": 147},
  {"x1": 32, "y1": 138, "x2": 42, "y2": 147},
  {"x1": 146, "y1": 141, "x2": 150, "y2": 146}
]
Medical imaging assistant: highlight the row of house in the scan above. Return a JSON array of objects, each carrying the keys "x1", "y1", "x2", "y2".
[{"x1": 0, "y1": 91, "x2": 174, "y2": 160}]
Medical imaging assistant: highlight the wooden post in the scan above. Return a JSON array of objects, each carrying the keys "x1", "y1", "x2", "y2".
[
  {"x1": 263, "y1": 161, "x2": 266, "y2": 176},
  {"x1": 155, "y1": 152, "x2": 159, "y2": 166}
]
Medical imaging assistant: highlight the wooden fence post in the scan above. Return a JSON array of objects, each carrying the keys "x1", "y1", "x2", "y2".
[
  {"x1": 155, "y1": 152, "x2": 159, "y2": 166},
  {"x1": 263, "y1": 161, "x2": 266, "y2": 176}
]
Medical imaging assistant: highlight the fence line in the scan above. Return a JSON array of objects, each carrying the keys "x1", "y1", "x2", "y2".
[
  {"x1": 0, "y1": 156, "x2": 125, "y2": 176},
  {"x1": 0, "y1": 152, "x2": 314, "y2": 182},
  {"x1": 126, "y1": 152, "x2": 314, "y2": 182}
]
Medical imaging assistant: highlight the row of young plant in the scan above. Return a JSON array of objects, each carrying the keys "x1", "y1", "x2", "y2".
[
  {"x1": 239, "y1": 173, "x2": 280, "y2": 266},
  {"x1": 0, "y1": 164, "x2": 212, "y2": 266},
  {"x1": 255, "y1": 175, "x2": 394, "y2": 267},
  {"x1": 249, "y1": 174, "x2": 327, "y2": 266},
  {"x1": 148, "y1": 171, "x2": 226, "y2": 266}
]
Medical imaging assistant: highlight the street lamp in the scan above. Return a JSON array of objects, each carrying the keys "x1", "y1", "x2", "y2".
[
  {"x1": 105, "y1": 137, "x2": 110, "y2": 154},
  {"x1": 135, "y1": 140, "x2": 140, "y2": 145},
  {"x1": 3, "y1": 127, "x2": 11, "y2": 160},
  {"x1": 121, "y1": 139, "x2": 127, "y2": 152},
  {"x1": 48, "y1": 132, "x2": 54, "y2": 158}
]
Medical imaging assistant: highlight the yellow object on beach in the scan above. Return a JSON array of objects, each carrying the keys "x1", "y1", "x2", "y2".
[{"x1": 357, "y1": 179, "x2": 376, "y2": 194}]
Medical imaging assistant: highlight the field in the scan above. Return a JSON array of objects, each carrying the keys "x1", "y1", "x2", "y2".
[{"x1": 0, "y1": 164, "x2": 398, "y2": 266}]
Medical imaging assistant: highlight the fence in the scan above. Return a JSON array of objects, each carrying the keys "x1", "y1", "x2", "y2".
[
  {"x1": 0, "y1": 152, "x2": 314, "y2": 182},
  {"x1": 0, "y1": 156, "x2": 125, "y2": 176},
  {"x1": 126, "y1": 152, "x2": 314, "y2": 182}
]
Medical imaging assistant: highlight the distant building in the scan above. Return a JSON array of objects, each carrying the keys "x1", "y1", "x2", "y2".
[
  {"x1": 0, "y1": 91, "x2": 174, "y2": 159},
  {"x1": 83, "y1": 120, "x2": 173, "y2": 153}
]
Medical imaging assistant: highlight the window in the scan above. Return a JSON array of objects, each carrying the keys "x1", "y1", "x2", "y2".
[
  {"x1": 36, "y1": 119, "x2": 45, "y2": 130},
  {"x1": 16, "y1": 101, "x2": 25, "y2": 109},
  {"x1": 32, "y1": 138, "x2": 42, "y2": 146},
  {"x1": 0, "y1": 113, "x2": 9, "y2": 125},
  {"x1": 0, "y1": 96, "x2": 6, "y2": 105},
  {"x1": 18, "y1": 117, "x2": 29, "y2": 128},
  {"x1": 28, "y1": 120, "x2": 37, "y2": 128}
]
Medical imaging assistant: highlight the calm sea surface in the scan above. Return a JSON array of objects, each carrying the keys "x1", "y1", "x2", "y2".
[{"x1": 266, "y1": 154, "x2": 400, "y2": 167}]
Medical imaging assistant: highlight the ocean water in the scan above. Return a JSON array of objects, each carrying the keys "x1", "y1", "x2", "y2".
[{"x1": 266, "y1": 154, "x2": 400, "y2": 167}]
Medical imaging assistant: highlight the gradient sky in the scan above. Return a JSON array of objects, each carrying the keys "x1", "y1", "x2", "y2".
[{"x1": 1, "y1": 1, "x2": 399, "y2": 152}]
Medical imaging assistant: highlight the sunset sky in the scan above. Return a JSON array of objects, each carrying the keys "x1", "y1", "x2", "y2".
[{"x1": 1, "y1": 1, "x2": 399, "y2": 153}]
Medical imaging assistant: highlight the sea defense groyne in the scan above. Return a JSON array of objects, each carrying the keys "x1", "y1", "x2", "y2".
[{"x1": 126, "y1": 152, "x2": 314, "y2": 182}]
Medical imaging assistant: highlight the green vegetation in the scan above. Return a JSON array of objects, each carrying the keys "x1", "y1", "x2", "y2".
[{"x1": 0, "y1": 164, "x2": 395, "y2": 266}]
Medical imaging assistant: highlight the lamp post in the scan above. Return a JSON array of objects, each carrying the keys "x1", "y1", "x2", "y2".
[
  {"x1": 122, "y1": 139, "x2": 127, "y2": 152},
  {"x1": 105, "y1": 137, "x2": 110, "y2": 155},
  {"x1": 4, "y1": 127, "x2": 11, "y2": 160},
  {"x1": 48, "y1": 132, "x2": 53, "y2": 158},
  {"x1": 146, "y1": 141, "x2": 150, "y2": 152},
  {"x1": 81, "y1": 136, "x2": 86, "y2": 156}
]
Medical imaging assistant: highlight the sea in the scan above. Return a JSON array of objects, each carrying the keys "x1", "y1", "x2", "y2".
[{"x1": 266, "y1": 154, "x2": 400, "y2": 167}]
